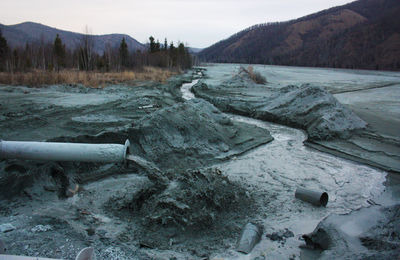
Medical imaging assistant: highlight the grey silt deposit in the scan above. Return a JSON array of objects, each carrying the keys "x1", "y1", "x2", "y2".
[{"x1": 0, "y1": 65, "x2": 399, "y2": 259}]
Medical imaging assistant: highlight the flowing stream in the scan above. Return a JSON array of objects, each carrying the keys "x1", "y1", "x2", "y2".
[{"x1": 181, "y1": 77, "x2": 388, "y2": 259}]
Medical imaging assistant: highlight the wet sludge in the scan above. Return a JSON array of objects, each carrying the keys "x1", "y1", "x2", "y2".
[{"x1": 105, "y1": 168, "x2": 255, "y2": 254}]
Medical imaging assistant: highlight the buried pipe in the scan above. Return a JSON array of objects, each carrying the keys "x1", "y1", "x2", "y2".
[
  {"x1": 236, "y1": 223, "x2": 262, "y2": 254},
  {"x1": 0, "y1": 140, "x2": 130, "y2": 163},
  {"x1": 295, "y1": 187, "x2": 329, "y2": 207}
]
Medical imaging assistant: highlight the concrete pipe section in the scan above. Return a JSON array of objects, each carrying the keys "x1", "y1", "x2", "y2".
[
  {"x1": 295, "y1": 187, "x2": 329, "y2": 207},
  {"x1": 236, "y1": 223, "x2": 262, "y2": 254},
  {"x1": 0, "y1": 139, "x2": 130, "y2": 163}
]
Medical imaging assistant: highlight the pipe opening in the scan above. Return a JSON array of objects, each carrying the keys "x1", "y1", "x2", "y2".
[
  {"x1": 320, "y1": 192, "x2": 328, "y2": 207},
  {"x1": 124, "y1": 139, "x2": 130, "y2": 160}
]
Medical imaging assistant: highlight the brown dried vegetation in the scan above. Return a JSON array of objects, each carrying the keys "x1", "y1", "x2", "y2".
[{"x1": 0, "y1": 67, "x2": 177, "y2": 88}]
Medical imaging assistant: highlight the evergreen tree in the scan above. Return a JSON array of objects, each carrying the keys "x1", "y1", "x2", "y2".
[
  {"x1": 149, "y1": 36, "x2": 156, "y2": 53},
  {"x1": 53, "y1": 34, "x2": 66, "y2": 71},
  {"x1": 169, "y1": 42, "x2": 177, "y2": 67},
  {"x1": 155, "y1": 40, "x2": 161, "y2": 52},
  {"x1": 0, "y1": 30, "x2": 9, "y2": 71},
  {"x1": 178, "y1": 43, "x2": 185, "y2": 55},
  {"x1": 164, "y1": 38, "x2": 168, "y2": 51},
  {"x1": 119, "y1": 37, "x2": 129, "y2": 68}
]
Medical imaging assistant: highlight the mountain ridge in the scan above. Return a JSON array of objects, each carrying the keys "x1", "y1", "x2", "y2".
[
  {"x1": 0, "y1": 21, "x2": 145, "y2": 54},
  {"x1": 199, "y1": 0, "x2": 400, "y2": 70}
]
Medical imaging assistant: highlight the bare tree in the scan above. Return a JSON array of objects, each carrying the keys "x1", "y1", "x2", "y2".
[
  {"x1": 40, "y1": 34, "x2": 46, "y2": 70},
  {"x1": 79, "y1": 25, "x2": 94, "y2": 70}
]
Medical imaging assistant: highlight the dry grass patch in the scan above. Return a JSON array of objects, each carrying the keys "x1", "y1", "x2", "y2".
[
  {"x1": 246, "y1": 66, "x2": 267, "y2": 84},
  {"x1": 0, "y1": 67, "x2": 177, "y2": 88}
]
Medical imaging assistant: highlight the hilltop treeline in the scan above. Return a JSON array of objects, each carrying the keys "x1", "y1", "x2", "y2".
[{"x1": 0, "y1": 31, "x2": 192, "y2": 72}]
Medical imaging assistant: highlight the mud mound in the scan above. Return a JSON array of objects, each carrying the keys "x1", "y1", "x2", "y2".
[
  {"x1": 105, "y1": 168, "x2": 254, "y2": 252},
  {"x1": 0, "y1": 85, "x2": 272, "y2": 257},
  {"x1": 127, "y1": 99, "x2": 273, "y2": 170},
  {"x1": 0, "y1": 161, "x2": 69, "y2": 201},
  {"x1": 193, "y1": 73, "x2": 366, "y2": 140},
  {"x1": 59, "y1": 99, "x2": 273, "y2": 172},
  {"x1": 254, "y1": 84, "x2": 367, "y2": 140},
  {"x1": 0, "y1": 98, "x2": 272, "y2": 203},
  {"x1": 140, "y1": 168, "x2": 252, "y2": 227},
  {"x1": 222, "y1": 66, "x2": 265, "y2": 87}
]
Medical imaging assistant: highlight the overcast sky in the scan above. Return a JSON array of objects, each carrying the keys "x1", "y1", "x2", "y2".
[{"x1": 1, "y1": 0, "x2": 355, "y2": 48}]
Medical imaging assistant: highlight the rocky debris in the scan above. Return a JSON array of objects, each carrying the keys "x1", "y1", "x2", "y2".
[
  {"x1": 358, "y1": 205, "x2": 400, "y2": 257},
  {"x1": 65, "y1": 184, "x2": 80, "y2": 197},
  {"x1": 266, "y1": 228, "x2": 294, "y2": 242},
  {"x1": 0, "y1": 223, "x2": 16, "y2": 233},
  {"x1": 31, "y1": 225, "x2": 52, "y2": 233},
  {"x1": 301, "y1": 204, "x2": 400, "y2": 259},
  {"x1": 193, "y1": 68, "x2": 366, "y2": 140}
]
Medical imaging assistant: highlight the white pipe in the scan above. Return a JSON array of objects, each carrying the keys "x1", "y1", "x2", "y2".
[{"x1": 0, "y1": 140, "x2": 130, "y2": 163}]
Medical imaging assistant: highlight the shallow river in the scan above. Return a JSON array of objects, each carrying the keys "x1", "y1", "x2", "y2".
[{"x1": 181, "y1": 78, "x2": 387, "y2": 259}]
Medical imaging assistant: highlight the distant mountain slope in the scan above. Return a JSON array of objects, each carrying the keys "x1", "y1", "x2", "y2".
[
  {"x1": 0, "y1": 22, "x2": 145, "y2": 53},
  {"x1": 199, "y1": 0, "x2": 400, "y2": 70},
  {"x1": 188, "y1": 47, "x2": 203, "y2": 54}
]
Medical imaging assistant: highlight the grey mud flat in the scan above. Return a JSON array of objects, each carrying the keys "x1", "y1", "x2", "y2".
[
  {"x1": 0, "y1": 65, "x2": 399, "y2": 259},
  {"x1": 0, "y1": 70, "x2": 274, "y2": 259},
  {"x1": 0, "y1": 74, "x2": 192, "y2": 141}
]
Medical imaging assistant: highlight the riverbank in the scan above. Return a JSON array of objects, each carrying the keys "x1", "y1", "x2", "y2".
[
  {"x1": 0, "y1": 67, "x2": 177, "y2": 88},
  {"x1": 192, "y1": 64, "x2": 400, "y2": 174}
]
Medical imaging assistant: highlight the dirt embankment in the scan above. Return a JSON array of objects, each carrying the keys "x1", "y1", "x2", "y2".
[
  {"x1": 193, "y1": 67, "x2": 400, "y2": 173},
  {"x1": 0, "y1": 77, "x2": 273, "y2": 259},
  {"x1": 309, "y1": 84, "x2": 400, "y2": 173},
  {"x1": 193, "y1": 67, "x2": 366, "y2": 140}
]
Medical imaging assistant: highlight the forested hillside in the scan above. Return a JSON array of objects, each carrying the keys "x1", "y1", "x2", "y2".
[
  {"x1": 199, "y1": 0, "x2": 400, "y2": 70},
  {"x1": 0, "y1": 23, "x2": 192, "y2": 73},
  {"x1": 0, "y1": 22, "x2": 144, "y2": 53}
]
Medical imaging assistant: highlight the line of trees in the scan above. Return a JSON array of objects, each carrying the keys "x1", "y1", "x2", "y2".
[{"x1": 0, "y1": 30, "x2": 192, "y2": 72}]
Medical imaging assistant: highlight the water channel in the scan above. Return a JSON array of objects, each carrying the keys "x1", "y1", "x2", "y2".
[{"x1": 180, "y1": 76, "x2": 387, "y2": 259}]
